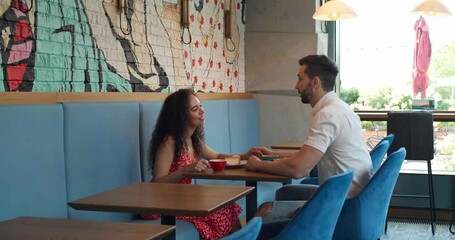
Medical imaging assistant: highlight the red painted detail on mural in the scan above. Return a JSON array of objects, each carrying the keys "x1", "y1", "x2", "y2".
[
  {"x1": 213, "y1": 41, "x2": 218, "y2": 49},
  {"x1": 221, "y1": 3, "x2": 224, "y2": 10},
  {"x1": 212, "y1": 80, "x2": 216, "y2": 87},
  {"x1": 214, "y1": 0, "x2": 218, "y2": 5},
  {"x1": 237, "y1": 2, "x2": 241, "y2": 9},
  {"x1": 7, "y1": 64, "x2": 26, "y2": 90},
  {"x1": 191, "y1": 59, "x2": 195, "y2": 67},
  {"x1": 222, "y1": 50, "x2": 225, "y2": 57},
  {"x1": 204, "y1": 40, "x2": 208, "y2": 47},
  {"x1": 184, "y1": 50, "x2": 188, "y2": 58},
  {"x1": 226, "y1": 68, "x2": 230, "y2": 76},
  {"x1": 194, "y1": 41, "x2": 199, "y2": 48},
  {"x1": 210, "y1": 17, "x2": 213, "y2": 25},
  {"x1": 186, "y1": 72, "x2": 191, "y2": 80},
  {"x1": 206, "y1": 0, "x2": 209, "y2": 3},
  {"x1": 217, "y1": 23, "x2": 221, "y2": 30},
  {"x1": 194, "y1": 76, "x2": 198, "y2": 83},
  {"x1": 13, "y1": 0, "x2": 27, "y2": 12},
  {"x1": 190, "y1": 14, "x2": 195, "y2": 22},
  {"x1": 217, "y1": 62, "x2": 221, "y2": 69},
  {"x1": 202, "y1": 81, "x2": 207, "y2": 89},
  {"x1": 198, "y1": 57, "x2": 203, "y2": 66},
  {"x1": 15, "y1": 19, "x2": 31, "y2": 41},
  {"x1": 234, "y1": 70, "x2": 238, "y2": 78},
  {"x1": 229, "y1": 85, "x2": 233, "y2": 93},
  {"x1": 209, "y1": 60, "x2": 213, "y2": 68},
  {"x1": 219, "y1": 82, "x2": 223, "y2": 91},
  {"x1": 200, "y1": 16, "x2": 204, "y2": 25}
]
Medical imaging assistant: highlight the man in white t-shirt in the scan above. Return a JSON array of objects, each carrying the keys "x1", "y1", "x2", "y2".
[{"x1": 245, "y1": 54, "x2": 373, "y2": 239}]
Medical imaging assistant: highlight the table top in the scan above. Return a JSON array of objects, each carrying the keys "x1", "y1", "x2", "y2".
[
  {"x1": 0, "y1": 216, "x2": 175, "y2": 240},
  {"x1": 69, "y1": 182, "x2": 253, "y2": 217},
  {"x1": 270, "y1": 141, "x2": 304, "y2": 150},
  {"x1": 184, "y1": 168, "x2": 291, "y2": 183}
]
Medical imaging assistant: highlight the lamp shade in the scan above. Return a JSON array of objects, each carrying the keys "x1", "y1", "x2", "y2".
[
  {"x1": 313, "y1": 0, "x2": 357, "y2": 21},
  {"x1": 412, "y1": 0, "x2": 452, "y2": 17}
]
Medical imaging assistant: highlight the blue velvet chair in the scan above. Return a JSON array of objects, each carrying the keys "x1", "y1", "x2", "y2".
[
  {"x1": 370, "y1": 139, "x2": 390, "y2": 172},
  {"x1": 263, "y1": 170, "x2": 354, "y2": 240},
  {"x1": 332, "y1": 147, "x2": 406, "y2": 240},
  {"x1": 370, "y1": 134, "x2": 394, "y2": 172},
  {"x1": 221, "y1": 217, "x2": 262, "y2": 240},
  {"x1": 297, "y1": 134, "x2": 394, "y2": 187}
]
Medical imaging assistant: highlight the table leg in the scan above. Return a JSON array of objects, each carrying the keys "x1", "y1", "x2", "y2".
[
  {"x1": 161, "y1": 215, "x2": 176, "y2": 240},
  {"x1": 245, "y1": 181, "x2": 257, "y2": 222}
]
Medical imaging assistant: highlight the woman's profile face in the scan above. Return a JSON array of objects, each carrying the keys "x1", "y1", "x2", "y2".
[{"x1": 187, "y1": 95, "x2": 205, "y2": 127}]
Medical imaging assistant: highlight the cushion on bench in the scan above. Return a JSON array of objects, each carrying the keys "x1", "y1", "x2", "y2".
[
  {"x1": 63, "y1": 102, "x2": 141, "y2": 221},
  {"x1": 0, "y1": 104, "x2": 67, "y2": 221}
]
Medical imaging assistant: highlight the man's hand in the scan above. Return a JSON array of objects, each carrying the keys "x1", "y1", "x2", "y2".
[{"x1": 245, "y1": 155, "x2": 262, "y2": 172}]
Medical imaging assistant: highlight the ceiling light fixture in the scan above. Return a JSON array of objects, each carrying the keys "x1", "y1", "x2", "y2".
[
  {"x1": 412, "y1": 0, "x2": 452, "y2": 17},
  {"x1": 313, "y1": 0, "x2": 357, "y2": 21}
]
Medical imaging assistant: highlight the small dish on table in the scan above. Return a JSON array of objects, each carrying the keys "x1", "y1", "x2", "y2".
[{"x1": 225, "y1": 160, "x2": 247, "y2": 168}]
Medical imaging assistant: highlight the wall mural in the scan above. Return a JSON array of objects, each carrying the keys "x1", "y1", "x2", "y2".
[{"x1": 0, "y1": 0, "x2": 245, "y2": 92}]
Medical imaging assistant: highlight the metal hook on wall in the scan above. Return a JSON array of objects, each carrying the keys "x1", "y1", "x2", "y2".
[
  {"x1": 241, "y1": 0, "x2": 246, "y2": 24},
  {"x1": 119, "y1": 0, "x2": 132, "y2": 35},
  {"x1": 180, "y1": 0, "x2": 192, "y2": 44}
]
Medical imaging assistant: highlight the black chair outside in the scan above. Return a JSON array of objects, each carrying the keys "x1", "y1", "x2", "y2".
[{"x1": 386, "y1": 111, "x2": 436, "y2": 235}]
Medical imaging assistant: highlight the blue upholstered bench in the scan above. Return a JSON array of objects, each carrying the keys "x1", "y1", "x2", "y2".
[{"x1": 0, "y1": 98, "x2": 265, "y2": 239}]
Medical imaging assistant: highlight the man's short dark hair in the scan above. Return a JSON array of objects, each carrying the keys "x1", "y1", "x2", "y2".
[{"x1": 298, "y1": 55, "x2": 339, "y2": 91}]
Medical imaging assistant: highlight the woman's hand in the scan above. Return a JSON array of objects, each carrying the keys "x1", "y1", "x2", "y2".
[
  {"x1": 185, "y1": 159, "x2": 211, "y2": 172},
  {"x1": 244, "y1": 146, "x2": 274, "y2": 158}
]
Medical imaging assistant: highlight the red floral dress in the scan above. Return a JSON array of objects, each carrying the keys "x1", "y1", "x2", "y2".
[{"x1": 140, "y1": 150, "x2": 242, "y2": 240}]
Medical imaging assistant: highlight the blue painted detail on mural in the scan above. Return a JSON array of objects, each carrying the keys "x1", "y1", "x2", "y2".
[{"x1": 194, "y1": 0, "x2": 204, "y2": 12}]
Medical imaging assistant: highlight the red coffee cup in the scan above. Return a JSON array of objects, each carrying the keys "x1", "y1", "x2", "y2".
[{"x1": 209, "y1": 159, "x2": 227, "y2": 172}]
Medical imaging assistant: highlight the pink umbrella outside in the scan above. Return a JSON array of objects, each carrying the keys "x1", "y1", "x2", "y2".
[{"x1": 413, "y1": 16, "x2": 432, "y2": 98}]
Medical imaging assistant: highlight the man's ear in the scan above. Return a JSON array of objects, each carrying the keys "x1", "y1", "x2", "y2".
[{"x1": 312, "y1": 76, "x2": 321, "y2": 89}]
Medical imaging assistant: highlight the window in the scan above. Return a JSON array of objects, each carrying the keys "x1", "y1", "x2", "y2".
[{"x1": 340, "y1": 0, "x2": 455, "y2": 173}]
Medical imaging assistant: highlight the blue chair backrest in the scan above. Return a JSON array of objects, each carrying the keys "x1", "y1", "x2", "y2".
[
  {"x1": 221, "y1": 216, "x2": 262, "y2": 240},
  {"x1": 333, "y1": 147, "x2": 406, "y2": 240},
  {"x1": 273, "y1": 170, "x2": 354, "y2": 240},
  {"x1": 370, "y1": 140, "x2": 390, "y2": 172},
  {"x1": 381, "y1": 134, "x2": 395, "y2": 147}
]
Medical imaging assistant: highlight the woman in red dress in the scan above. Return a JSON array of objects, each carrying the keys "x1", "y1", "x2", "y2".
[{"x1": 141, "y1": 88, "x2": 265, "y2": 239}]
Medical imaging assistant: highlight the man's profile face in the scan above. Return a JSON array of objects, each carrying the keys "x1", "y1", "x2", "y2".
[{"x1": 295, "y1": 65, "x2": 313, "y2": 104}]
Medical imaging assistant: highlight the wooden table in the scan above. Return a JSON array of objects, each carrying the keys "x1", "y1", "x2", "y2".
[
  {"x1": 69, "y1": 182, "x2": 253, "y2": 239},
  {"x1": 0, "y1": 216, "x2": 175, "y2": 240},
  {"x1": 184, "y1": 168, "x2": 292, "y2": 222},
  {"x1": 270, "y1": 141, "x2": 304, "y2": 150}
]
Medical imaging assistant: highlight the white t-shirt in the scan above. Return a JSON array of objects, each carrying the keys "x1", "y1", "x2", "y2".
[{"x1": 303, "y1": 91, "x2": 373, "y2": 198}]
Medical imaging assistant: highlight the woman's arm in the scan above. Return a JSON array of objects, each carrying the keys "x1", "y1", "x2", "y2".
[
  {"x1": 202, "y1": 145, "x2": 273, "y2": 160},
  {"x1": 153, "y1": 137, "x2": 210, "y2": 183},
  {"x1": 152, "y1": 137, "x2": 181, "y2": 183}
]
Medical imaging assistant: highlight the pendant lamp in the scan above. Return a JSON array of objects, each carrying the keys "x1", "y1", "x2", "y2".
[
  {"x1": 412, "y1": 0, "x2": 452, "y2": 17},
  {"x1": 313, "y1": 0, "x2": 357, "y2": 21}
]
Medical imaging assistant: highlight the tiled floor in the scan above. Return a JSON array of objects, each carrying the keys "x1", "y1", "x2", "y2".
[{"x1": 381, "y1": 220, "x2": 455, "y2": 240}]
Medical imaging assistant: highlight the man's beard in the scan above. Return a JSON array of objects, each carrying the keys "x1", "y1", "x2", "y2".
[{"x1": 300, "y1": 87, "x2": 313, "y2": 104}]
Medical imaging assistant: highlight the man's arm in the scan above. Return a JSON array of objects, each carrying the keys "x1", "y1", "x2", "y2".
[{"x1": 245, "y1": 144, "x2": 323, "y2": 179}]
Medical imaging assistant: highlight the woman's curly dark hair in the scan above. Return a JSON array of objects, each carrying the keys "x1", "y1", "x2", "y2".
[{"x1": 148, "y1": 88, "x2": 205, "y2": 174}]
